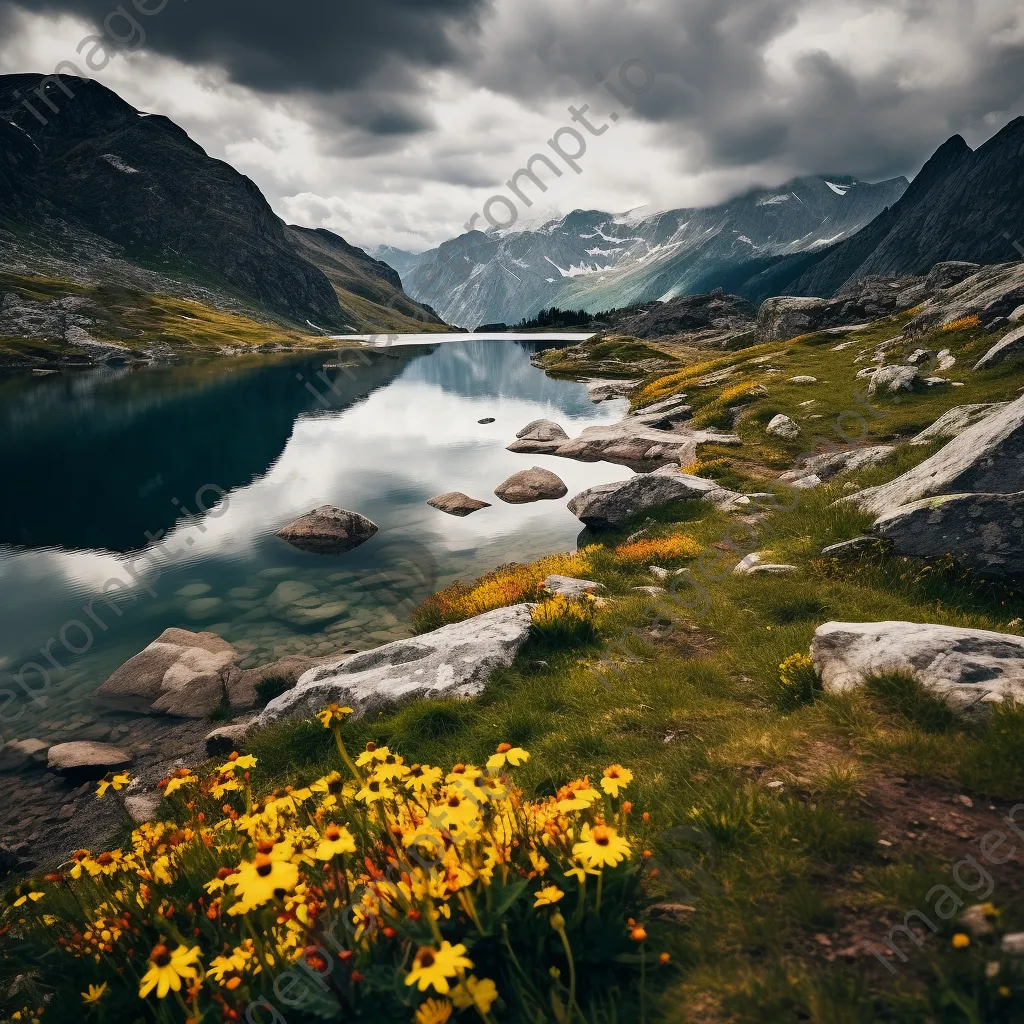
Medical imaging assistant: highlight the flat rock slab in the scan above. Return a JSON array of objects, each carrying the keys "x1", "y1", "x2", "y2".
[
  {"x1": 48, "y1": 741, "x2": 133, "y2": 774},
  {"x1": 277, "y1": 505, "x2": 378, "y2": 554},
  {"x1": 543, "y1": 575, "x2": 604, "y2": 598},
  {"x1": 975, "y1": 324, "x2": 1024, "y2": 369},
  {"x1": 871, "y1": 492, "x2": 1024, "y2": 576},
  {"x1": 494, "y1": 467, "x2": 567, "y2": 504},
  {"x1": 811, "y1": 620, "x2": 1024, "y2": 716},
  {"x1": 850, "y1": 393, "x2": 1024, "y2": 515},
  {"x1": 427, "y1": 492, "x2": 492, "y2": 517},
  {"x1": 783, "y1": 445, "x2": 895, "y2": 483},
  {"x1": 257, "y1": 604, "x2": 535, "y2": 724},
  {"x1": 568, "y1": 472, "x2": 735, "y2": 530},
  {"x1": 910, "y1": 403, "x2": 1007, "y2": 445},
  {"x1": 509, "y1": 417, "x2": 739, "y2": 470}
]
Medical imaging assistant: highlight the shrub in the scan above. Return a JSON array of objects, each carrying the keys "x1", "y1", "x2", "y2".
[
  {"x1": 0, "y1": 711, "x2": 655, "y2": 1024},
  {"x1": 774, "y1": 653, "x2": 821, "y2": 711},
  {"x1": 530, "y1": 594, "x2": 600, "y2": 648},
  {"x1": 254, "y1": 674, "x2": 292, "y2": 707},
  {"x1": 411, "y1": 547, "x2": 602, "y2": 632},
  {"x1": 614, "y1": 534, "x2": 701, "y2": 565},
  {"x1": 942, "y1": 315, "x2": 981, "y2": 331}
]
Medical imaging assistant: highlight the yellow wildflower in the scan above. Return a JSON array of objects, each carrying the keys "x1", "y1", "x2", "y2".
[
  {"x1": 316, "y1": 704, "x2": 354, "y2": 728},
  {"x1": 600, "y1": 764, "x2": 633, "y2": 798},
  {"x1": 405, "y1": 941, "x2": 474, "y2": 994},
  {"x1": 572, "y1": 823, "x2": 632, "y2": 870},
  {"x1": 415, "y1": 999, "x2": 453, "y2": 1024},
  {"x1": 533, "y1": 885, "x2": 565, "y2": 907},
  {"x1": 95, "y1": 772, "x2": 130, "y2": 798},
  {"x1": 452, "y1": 975, "x2": 499, "y2": 1014},
  {"x1": 487, "y1": 743, "x2": 530, "y2": 769},
  {"x1": 314, "y1": 823, "x2": 357, "y2": 861},
  {"x1": 138, "y1": 944, "x2": 200, "y2": 999},
  {"x1": 81, "y1": 983, "x2": 107, "y2": 1003},
  {"x1": 216, "y1": 753, "x2": 257, "y2": 773}
]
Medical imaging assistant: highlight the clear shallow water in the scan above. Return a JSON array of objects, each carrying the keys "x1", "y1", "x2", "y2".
[{"x1": 0, "y1": 339, "x2": 631, "y2": 743}]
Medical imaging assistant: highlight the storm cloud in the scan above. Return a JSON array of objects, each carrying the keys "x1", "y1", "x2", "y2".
[{"x1": 1, "y1": 0, "x2": 1023, "y2": 248}]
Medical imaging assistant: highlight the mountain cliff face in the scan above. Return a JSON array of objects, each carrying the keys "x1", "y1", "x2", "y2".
[
  {"x1": 386, "y1": 175, "x2": 908, "y2": 328},
  {"x1": 0, "y1": 74, "x2": 440, "y2": 332},
  {"x1": 285, "y1": 226, "x2": 444, "y2": 330},
  {"x1": 736, "y1": 119, "x2": 1024, "y2": 301}
]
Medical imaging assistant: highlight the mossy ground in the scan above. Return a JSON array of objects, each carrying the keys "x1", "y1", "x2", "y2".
[{"x1": 247, "y1": 312, "x2": 1024, "y2": 1021}]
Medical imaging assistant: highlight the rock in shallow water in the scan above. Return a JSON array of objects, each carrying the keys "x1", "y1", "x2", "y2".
[
  {"x1": 276, "y1": 506, "x2": 378, "y2": 554},
  {"x1": 47, "y1": 741, "x2": 132, "y2": 775},
  {"x1": 256, "y1": 604, "x2": 534, "y2": 724},
  {"x1": 810, "y1": 620, "x2": 1024, "y2": 717},
  {"x1": 427, "y1": 492, "x2": 492, "y2": 517},
  {"x1": 494, "y1": 467, "x2": 568, "y2": 504}
]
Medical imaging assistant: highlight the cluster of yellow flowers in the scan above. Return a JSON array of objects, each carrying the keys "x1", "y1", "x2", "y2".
[
  {"x1": 778, "y1": 653, "x2": 814, "y2": 687},
  {"x1": 614, "y1": 534, "x2": 701, "y2": 565},
  {"x1": 942, "y1": 314, "x2": 981, "y2": 332},
  {"x1": 412, "y1": 548, "x2": 601, "y2": 630},
  {"x1": 2, "y1": 706, "x2": 649, "y2": 1023}
]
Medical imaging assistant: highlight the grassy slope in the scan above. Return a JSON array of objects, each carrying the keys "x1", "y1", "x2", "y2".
[
  {"x1": 0, "y1": 271, "x2": 448, "y2": 368},
  {"x1": 242, "y1": 311, "x2": 1024, "y2": 1021}
]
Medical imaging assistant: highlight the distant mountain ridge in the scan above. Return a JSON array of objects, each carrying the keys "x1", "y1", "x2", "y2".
[
  {"x1": 381, "y1": 174, "x2": 908, "y2": 328},
  {"x1": 731, "y1": 118, "x2": 1024, "y2": 301},
  {"x1": 0, "y1": 73, "x2": 443, "y2": 333}
]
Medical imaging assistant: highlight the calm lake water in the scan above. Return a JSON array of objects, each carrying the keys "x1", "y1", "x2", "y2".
[{"x1": 0, "y1": 339, "x2": 631, "y2": 743}]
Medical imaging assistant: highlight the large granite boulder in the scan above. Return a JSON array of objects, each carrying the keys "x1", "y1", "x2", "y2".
[
  {"x1": 871, "y1": 492, "x2": 1024, "y2": 576},
  {"x1": 276, "y1": 506, "x2": 378, "y2": 554},
  {"x1": 427, "y1": 492, "x2": 492, "y2": 517},
  {"x1": 850, "y1": 394, "x2": 1024, "y2": 515},
  {"x1": 810, "y1": 620, "x2": 1024, "y2": 717},
  {"x1": 904, "y1": 262, "x2": 1024, "y2": 335},
  {"x1": 974, "y1": 324, "x2": 1024, "y2": 370},
  {"x1": 95, "y1": 628, "x2": 238, "y2": 717},
  {"x1": 508, "y1": 416, "x2": 740, "y2": 470},
  {"x1": 568, "y1": 471, "x2": 737, "y2": 530},
  {"x1": 909, "y1": 403, "x2": 1007, "y2": 445},
  {"x1": 257, "y1": 604, "x2": 534, "y2": 723},
  {"x1": 494, "y1": 467, "x2": 568, "y2": 504}
]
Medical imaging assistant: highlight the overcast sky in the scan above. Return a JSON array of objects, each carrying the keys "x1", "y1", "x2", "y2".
[{"x1": 2, "y1": 0, "x2": 1023, "y2": 252}]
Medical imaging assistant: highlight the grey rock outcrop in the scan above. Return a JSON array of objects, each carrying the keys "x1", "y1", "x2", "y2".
[
  {"x1": 587, "y1": 379, "x2": 640, "y2": 402},
  {"x1": 766, "y1": 414, "x2": 800, "y2": 440},
  {"x1": 850, "y1": 394, "x2": 1024, "y2": 515},
  {"x1": 782, "y1": 445, "x2": 894, "y2": 484},
  {"x1": 0, "y1": 738, "x2": 49, "y2": 772},
  {"x1": 494, "y1": 467, "x2": 568, "y2": 504},
  {"x1": 756, "y1": 297, "x2": 828, "y2": 343},
  {"x1": 276, "y1": 506, "x2": 378, "y2": 555},
  {"x1": 867, "y1": 364, "x2": 920, "y2": 396},
  {"x1": 909, "y1": 403, "x2": 1007, "y2": 445},
  {"x1": 568, "y1": 472, "x2": 737, "y2": 530},
  {"x1": 427, "y1": 492, "x2": 492, "y2": 517},
  {"x1": 205, "y1": 718, "x2": 256, "y2": 756},
  {"x1": 257, "y1": 604, "x2": 534, "y2": 723},
  {"x1": 871, "y1": 492, "x2": 1024, "y2": 576},
  {"x1": 974, "y1": 324, "x2": 1024, "y2": 370},
  {"x1": 47, "y1": 741, "x2": 133, "y2": 774},
  {"x1": 810, "y1": 620, "x2": 1024, "y2": 716},
  {"x1": 95, "y1": 628, "x2": 238, "y2": 717}
]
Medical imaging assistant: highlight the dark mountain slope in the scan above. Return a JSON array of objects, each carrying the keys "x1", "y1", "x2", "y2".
[
  {"x1": 734, "y1": 121, "x2": 1024, "y2": 301},
  {"x1": 0, "y1": 73, "x2": 443, "y2": 333}
]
